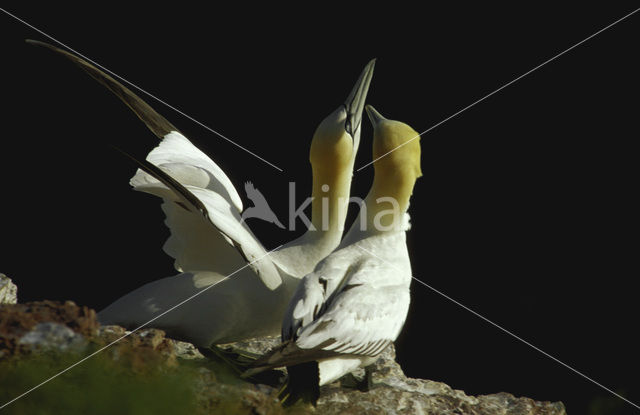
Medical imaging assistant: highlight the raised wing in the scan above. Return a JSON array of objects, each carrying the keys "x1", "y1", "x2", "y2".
[
  {"x1": 129, "y1": 131, "x2": 250, "y2": 273},
  {"x1": 120, "y1": 144, "x2": 282, "y2": 290},
  {"x1": 133, "y1": 131, "x2": 243, "y2": 211},
  {"x1": 30, "y1": 40, "x2": 282, "y2": 289}
]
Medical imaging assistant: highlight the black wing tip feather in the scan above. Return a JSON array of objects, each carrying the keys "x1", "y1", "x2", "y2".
[
  {"x1": 26, "y1": 39, "x2": 177, "y2": 138},
  {"x1": 25, "y1": 39, "x2": 47, "y2": 47},
  {"x1": 111, "y1": 145, "x2": 208, "y2": 216}
]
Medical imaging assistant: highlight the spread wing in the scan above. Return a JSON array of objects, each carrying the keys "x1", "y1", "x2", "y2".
[
  {"x1": 121, "y1": 148, "x2": 282, "y2": 289},
  {"x1": 30, "y1": 40, "x2": 282, "y2": 289},
  {"x1": 129, "y1": 132, "x2": 246, "y2": 269}
]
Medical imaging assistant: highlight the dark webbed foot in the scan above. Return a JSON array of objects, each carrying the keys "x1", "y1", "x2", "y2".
[
  {"x1": 340, "y1": 364, "x2": 375, "y2": 392},
  {"x1": 198, "y1": 345, "x2": 260, "y2": 373},
  {"x1": 280, "y1": 362, "x2": 320, "y2": 407},
  {"x1": 199, "y1": 345, "x2": 283, "y2": 386}
]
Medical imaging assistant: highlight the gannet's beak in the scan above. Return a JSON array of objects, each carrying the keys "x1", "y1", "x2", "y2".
[
  {"x1": 365, "y1": 104, "x2": 387, "y2": 127},
  {"x1": 344, "y1": 59, "x2": 376, "y2": 141}
]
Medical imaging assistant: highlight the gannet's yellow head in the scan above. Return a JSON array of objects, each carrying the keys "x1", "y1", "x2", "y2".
[
  {"x1": 367, "y1": 105, "x2": 422, "y2": 184},
  {"x1": 306, "y1": 60, "x2": 375, "y2": 236},
  {"x1": 310, "y1": 107, "x2": 356, "y2": 171},
  {"x1": 358, "y1": 105, "x2": 421, "y2": 232},
  {"x1": 309, "y1": 59, "x2": 376, "y2": 173}
]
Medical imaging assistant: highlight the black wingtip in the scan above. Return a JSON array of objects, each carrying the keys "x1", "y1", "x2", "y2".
[
  {"x1": 26, "y1": 39, "x2": 47, "y2": 47},
  {"x1": 110, "y1": 145, "x2": 206, "y2": 219},
  {"x1": 26, "y1": 39, "x2": 177, "y2": 139}
]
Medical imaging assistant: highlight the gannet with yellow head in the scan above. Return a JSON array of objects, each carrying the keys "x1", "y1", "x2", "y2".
[
  {"x1": 28, "y1": 40, "x2": 375, "y2": 345},
  {"x1": 243, "y1": 106, "x2": 422, "y2": 405}
]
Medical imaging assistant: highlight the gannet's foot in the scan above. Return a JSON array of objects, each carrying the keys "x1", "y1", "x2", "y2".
[
  {"x1": 200, "y1": 345, "x2": 283, "y2": 386},
  {"x1": 279, "y1": 362, "x2": 320, "y2": 407},
  {"x1": 340, "y1": 365, "x2": 375, "y2": 392},
  {"x1": 198, "y1": 345, "x2": 256, "y2": 372}
]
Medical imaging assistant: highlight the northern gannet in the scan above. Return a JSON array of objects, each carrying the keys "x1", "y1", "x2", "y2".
[
  {"x1": 27, "y1": 41, "x2": 375, "y2": 345},
  {"x1": 243, "y1": 106, "x2": 422, "y2": 405}
]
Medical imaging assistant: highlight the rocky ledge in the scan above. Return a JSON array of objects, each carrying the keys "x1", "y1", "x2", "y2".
[{"x1": 0, "y1": 296, "x2": 566, "y2": 414}]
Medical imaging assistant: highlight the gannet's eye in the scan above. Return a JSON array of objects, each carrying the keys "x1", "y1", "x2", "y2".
[{"x1": 345, "y1": 117, "x2": 353, "y2": 136}]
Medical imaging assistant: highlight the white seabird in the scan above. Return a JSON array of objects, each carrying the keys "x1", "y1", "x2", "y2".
[
  {"x1": 243, "y1": 105, "x2": 422, "y2": 405},
  {"x1": 28, "y1": 40, "x2": 375, "y2": 346}
]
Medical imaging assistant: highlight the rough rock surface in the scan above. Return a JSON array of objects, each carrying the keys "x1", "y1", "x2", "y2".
[
  {"x1": 0, "y1": 300, "x2": 98, "y2": 358},
  {"x1": 0, "y1": 300, "x2": 566, "y2": 414},
  {"x1": 18, "y1": 322, "x2": 87, "y2": 352},
  {"x1": 94, "y1": 325, "x2": 181, "y2": 371},
  {"x1": 316, "y1": 345, "x2": 566, "y2": 415},
  {"x1": 211, "y1": 336, "x2": 566, "y2": 414},
  {"x1": 0, "y1": 274, "x2": 17, "y2": 305},
  {"x1": 220, "y1": 334, "x2": 281, "y2": 355}
]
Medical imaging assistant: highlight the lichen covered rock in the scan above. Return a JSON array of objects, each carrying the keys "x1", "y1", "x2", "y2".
[
  {"x1": 0, "y1": 300, "x2": 98, "y2": 358},
  {"x1": 18, "y1": 322, "x2": 87, "y2": 353}
]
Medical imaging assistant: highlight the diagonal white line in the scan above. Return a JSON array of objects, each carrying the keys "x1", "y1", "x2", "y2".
[
  {"x1": 357, "y1": 7, "x2": 640, "y2": 172},
  {"x1": 0, "y1": 244, "x2": 284, "y2": 411},
  {"x1": 355, "y1": 244, "x2": 640, "y2": 410},
  {"x1": 0, "y1": 7, "x2": 283, "y2": 172}
]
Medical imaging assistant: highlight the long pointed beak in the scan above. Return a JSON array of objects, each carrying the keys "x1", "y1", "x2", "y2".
[
  {"x1": 365, "y1": 104, "x2": 387, "y2": 127},
  {"x1": 344, "y1": 59, "x2": 376, "y2": 138}
]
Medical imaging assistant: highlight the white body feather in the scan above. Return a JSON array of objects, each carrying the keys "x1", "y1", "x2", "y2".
[
  {"x1": 282, "y1": 230, "x2": 412, "y2": 385},
  {"x1": 100, "y1": 270, "x2": 301, "y2": 345}
]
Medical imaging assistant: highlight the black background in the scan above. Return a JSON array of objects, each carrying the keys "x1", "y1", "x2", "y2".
[{"x1": 1, "y1": 5, "x2": 638, "y2": 414}]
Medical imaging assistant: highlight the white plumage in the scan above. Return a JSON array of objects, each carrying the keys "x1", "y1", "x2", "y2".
[
  {"x1": 128, "y1": 131, "x2": 281, "y2": 288},
  {"x1": 284, "y1": 231, "x2": 412, "y2": 385}
]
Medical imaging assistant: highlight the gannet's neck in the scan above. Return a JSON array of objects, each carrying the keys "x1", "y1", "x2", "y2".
[
  {"x1": 340, "y1": 165, "x2": 413, "y2": 247},
  {"x1": 271, "y1": 126, "x2": 356, "y2": 276},
  {"x1": 301, "y1": 108, "x2": 357, "y2": 251},
  {"x1": 364, "y1": 163, "x2": 414, "y2": 229},
  {"x1": 308, "y1": 158, "x2": 353, "y2": 244},
  {"x1": 270, "y1": 161, "x2": 353, "y2": 277},
  {"x1": 341, "y1": 110, "x2": 422, "y2": 247}
]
